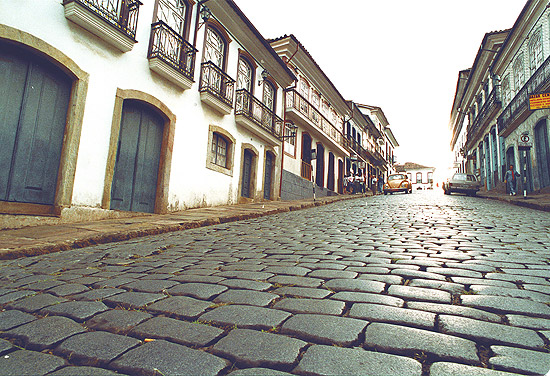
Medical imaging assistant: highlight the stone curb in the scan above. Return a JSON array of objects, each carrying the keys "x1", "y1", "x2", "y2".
[
  {"x1": 477, "y1": 193, "x2": 550, "y2": 212},
  {"x1": 0, "y1": 194, "x2": 368, "y2": 260}
]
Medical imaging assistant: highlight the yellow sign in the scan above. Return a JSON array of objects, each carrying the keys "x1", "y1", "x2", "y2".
[{"x1": 529, "y1": 92, "x2": 550, "y2": 110}]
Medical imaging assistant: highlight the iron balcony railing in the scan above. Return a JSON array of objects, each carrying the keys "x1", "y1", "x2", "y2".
[
  {"x1": 498, "y1": 53, "x2": 550, "y2": 133},
  {"x1": 286, "y1": 89, "x2": 345, "y2": 147},
  {"x1": 235, "y1": 89, "x2": 283, "y2": 139},
  {"x1": 199, "y1": 61, "x2": 235, "y2": 108},
  {"x1": 468, "y1": 88, "x2": 500, "y2": 140},
  {"x1": 63, "y1": 0, "x2": 141, "y2": 40},
  {"x1": 148, "y1": 21, "x2": 197, "y2": 81},
  {"x1": 345, "y1": 137, "x2": 385, "y2": 164}
]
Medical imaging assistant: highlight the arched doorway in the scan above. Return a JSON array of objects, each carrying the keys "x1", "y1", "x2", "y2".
[
  {"x1": 327, "y1": 152, "x2": 335, "y2": 191},
  {"x1": 110, "y1": 100, "x2": 164, "y2": 213},
  {"x1": 316, "y1": 143, "x2": 325, "y2": 188},
  {"x1": 263, "y1": 151, "x2": 274, "y2": 200},
  {"x1": 535, "y1": 120, "x2": 550, "y2": 188},
  {"x1": 301, "y1": 133, "x2": 312, "y2": 180},
  {"x1": 241, "y1": 149, "x2": 254, "y2": 198},
  {"x1": 0, "y1": 42, "x2": 72, "y2": 206}
]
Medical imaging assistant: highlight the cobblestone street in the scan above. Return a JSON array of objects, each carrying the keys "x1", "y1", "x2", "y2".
[{"x1": 1, "y1": 191, "x2": 550, "y2": 376}]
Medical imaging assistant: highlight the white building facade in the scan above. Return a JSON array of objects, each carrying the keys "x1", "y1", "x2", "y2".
[{"x1": 0, "y1": 0, "x2": 294, "y2": 229}]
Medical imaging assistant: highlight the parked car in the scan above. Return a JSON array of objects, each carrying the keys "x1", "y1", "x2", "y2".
[
  {"x1": 443, "y1": 173, "x2": 481, "y2": 196},
  {"x1": 383, "y1": 174, "x2": 412, "y2": 195}
]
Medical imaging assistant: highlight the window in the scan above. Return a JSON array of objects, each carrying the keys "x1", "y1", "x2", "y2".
[
  {"x1": 262, "y1": 81, "x2": 275, "y2": 111},
  {"x1": 529, "y1": 29, "x2": 543, "y2": 72},
  {"x1": 427, "y1": 172, "x2": 433, "y2": 183},
  {"x1": 311, "y1": 91, "x2": 320, "y2": 109},
  {"x1": 204, "y1": 27, "x2": 225, "y2": 68},
  {"x1": 157, "y1": 0, "x2": 187, "y2": 35},
  {"x1": 237, "y1": 57, "x2": 253, "y2": 92},
  {"x1": 206, "y1": 126, "x2": 235, "y2": 175},
  {"x1": 211, "y1": 133, "x2": 228, "y2": 168},
  {"x1": 416, "y1": 172, "x2": 423, "y2": 184},
  {"x1": 513, "y1": 53, "x2": 525, "y2": 92},
  {"x1": 502, "y1": 75, "x2": 510, "y2": 105},
  {"x1": 407, "y1": 173, "x2": 412, "y2": 182}
]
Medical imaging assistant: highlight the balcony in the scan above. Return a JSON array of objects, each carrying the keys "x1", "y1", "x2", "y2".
[
  {"x1": 285, "y1": 89, "x2": 345, "y2": 150},
  {"x1": 199, "y1": 62, "x2": 235, "y2": 115},
  {"x1": 63, "y1": 0, "x2": 141, "y2": 52},
  {"x1": 498, "y1": 54, "x2": 550, "y2": 134},
  {"x1": 235, "y1": 90, "x2": 283, "y2": 146},
  {"x1": 345, "y1": 138, "x2": 385, "y2": 166},
  {"x1": 467, "y1": 88, "x2": 501, "y2": 142},
  {"x1": 148, "y1": 21, "x2": 197, "y2": 90}
]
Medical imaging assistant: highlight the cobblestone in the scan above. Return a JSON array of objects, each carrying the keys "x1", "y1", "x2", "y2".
[
  {"x1": 54, "y1": 331, "x2": 140, "y2": 366},
  {"x1": 489, "y1": 345, "x2": 550, "y2": 375},
  {"x1": 212, "y1": 328, "x2": 306, "y2": 369},
  {"x1": 111, "y1": 339, "x2": 230, "y2": 375},
  {"x1": 280, "y1": 313, "x2": 368, "y2": 346},
  {"x1": 2, "y1": 192, "x2": 550, "y2": 375},
  {"x1": 294, "y1": 345, "x2": 422, "y2": 376},
  {"x1": 438, "y1": 314, "x2": 545, "y2": 349},
  {"x1": 0, "y1": 349, "x2": 66, "y2": 376},
  {"x1": 349, "y1": 303, "x2": 436, "y2": 329},
  {"x1": 364, "y1": 322, "x2": 479, "y2": 363}
]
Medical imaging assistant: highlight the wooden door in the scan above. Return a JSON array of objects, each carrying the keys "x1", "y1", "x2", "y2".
[
  {"x1": 0, "y1": 45, "x2": 71, "y2": 205},
  {"x1": 111, "y1": 101, "x2": 164, "y2": 213},
  {"x1": 535, "y1": 121, "x2": 550, "y2": 188},
  {"x1": 241, "y1": 149, "x2": 253, "y2": 198},
  {"x1": 263, "y1": 152, "x2": 273, "y2": 200}
]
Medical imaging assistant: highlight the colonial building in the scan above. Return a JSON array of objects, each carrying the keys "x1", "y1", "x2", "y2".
[
  {"x1": 450, "y1": 0, "x2": 550, "y2": 194},
  {"x1": 0, "y1": 0, "x2": 294, "y2": 228},
  {"x1": 270, "y1": 35, "x2": 351, "y2": 199},
  {"x1": 395, "y1": 163, "x2": 436, "y2": 191},
  {"x1": 355, "y1": 104, "x2": 395, "y2": 182}
]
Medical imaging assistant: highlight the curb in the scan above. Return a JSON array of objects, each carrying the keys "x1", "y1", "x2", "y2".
[
  {"x1": 477, "y1": 194, "x2": 550, "y2": 212},
  {"x1": 0, "y1": 194, "x2": 367, "y2": 260}
]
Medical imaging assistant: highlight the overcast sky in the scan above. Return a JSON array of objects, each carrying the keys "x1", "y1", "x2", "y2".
[{"x1": 235, "y1": 0, "x2": 527, "y2": 172}]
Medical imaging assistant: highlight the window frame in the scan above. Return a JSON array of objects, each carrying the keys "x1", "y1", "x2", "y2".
[{"x1": 206, "y1": 125, "x2": 235, "y2": 176}]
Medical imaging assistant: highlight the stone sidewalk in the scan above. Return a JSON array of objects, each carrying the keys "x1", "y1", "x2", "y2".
[
  {"x1": 476, "y1": 189, "x2": 550, "y2": 212},
  {"x1": 0, "y1": 194, "x2": 368, "y2": 260}
]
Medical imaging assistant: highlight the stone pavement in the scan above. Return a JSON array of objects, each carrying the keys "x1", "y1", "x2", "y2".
[
  {"x1": 0, "y1": 191, "x2": 550, "y2": 375},
  {"x1": 476, "y1": 189, "x2": 550, "y2": 213},
  {"x1": 0, "y1": 194, "x2": 367, "y2": 260}
]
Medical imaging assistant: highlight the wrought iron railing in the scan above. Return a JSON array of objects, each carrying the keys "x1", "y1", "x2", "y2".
[
  {"x1": 235, "y1": 90, "x2": 283, "y2": 139},
  {"x1": 199, "y1": 61, "x2": 235, "y2": 108},
  {"x1": 301, "y1": 161, "x2": 312, "y2": 180},
  {"x1": 498, "y1": 54, "x2": 550, "y2": 133},
  {"x1": 468, "y1": 88, "x2": 500, "y2": 139},
  {"x1": 286, "y1": 89, "x2": 345, "y2": 147},
  {"x1": 63, "y1": 0, "x2": 141, "y2": 40},
  {"x1": 148, "y1": 21, "x2": 197, "y2": 81}
]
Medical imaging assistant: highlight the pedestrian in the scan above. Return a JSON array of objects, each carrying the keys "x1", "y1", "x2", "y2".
[
  {"x1": 343, "y1": 173, "x2": 348, "y2": 193},
  {"x1": 377, "y1": 175, "x2": 384, "y2": 194},
  {"x1": 359, "y1": 173, "x2": 365, "y2": 193},
  {"x1": 504, "y1": 164, "x2": 520, "y2": 196},
  {"x1": 371, "y1": 176, "x2": 377, "y2": 195}
]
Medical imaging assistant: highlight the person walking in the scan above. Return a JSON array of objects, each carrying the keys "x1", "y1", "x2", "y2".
[
  {"x1": 371, "y1": 176, "x2": 377, "y2": 195},
  {"x1": 504, "y1": 164, "x2": 520, "y2": 196}
]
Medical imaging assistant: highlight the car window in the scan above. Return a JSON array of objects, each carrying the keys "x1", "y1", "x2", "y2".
[
  {"x1": 453, "y1": 174, "x2": 467, "y2": 181},
  {"x1": 466, "y1": 175, "x2": 477, "y2": 181},
  {"x1": 389, "y1": 174, "x2": 405, "y2": 180}
]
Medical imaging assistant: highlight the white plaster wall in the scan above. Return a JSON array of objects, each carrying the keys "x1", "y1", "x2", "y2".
[{"x1": 1, "y1": 0, "x2": 289, "y2": 213}]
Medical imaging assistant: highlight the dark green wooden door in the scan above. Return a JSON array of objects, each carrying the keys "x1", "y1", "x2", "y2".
[
  {"x1": 111, "y1": 101, "x2": 164, "y2": 213},
  {"x1": 263, "y1": 152, "x2": 273, "y2": 200},
  {"x1": 0, "y1": 44, "x2": 71, "y2": 205},
  {"x1": 241, "y1": 149, "x2": 253, "y2": 198},
  {"x1": 535, "y1": 121, "x2": 550, "y2": 188}
]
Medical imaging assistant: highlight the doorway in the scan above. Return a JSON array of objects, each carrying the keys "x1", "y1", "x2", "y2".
[{"x1": 110, "y1": 101, "x2": 164, "y2": 213}]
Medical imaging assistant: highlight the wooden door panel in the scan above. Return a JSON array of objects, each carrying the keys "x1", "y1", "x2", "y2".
[
  {"x1": 10, "y1": 66, "x2": 70, "y2": 204},
  {"x1": 111, "y1": 102, "x2": 163, "y2": 213},
  {"x1": 0, "y1": 45, "x2": 71, "y2": 205},
  {"x1": 0, "y1": 51, "x2": 28, "y2": 199},
  {"x1": 132, "y1": 110, "x2": 163, "y2": 213}
]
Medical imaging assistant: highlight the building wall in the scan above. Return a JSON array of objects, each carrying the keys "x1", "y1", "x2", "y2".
[{"x1": 0, "y1": 0, "x2": 288, "y2": 228}]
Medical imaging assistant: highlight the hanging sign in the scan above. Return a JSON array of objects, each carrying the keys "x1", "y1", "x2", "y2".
[{"x1": 529, "y1": 92, "x2": 550, "y2": 110}]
